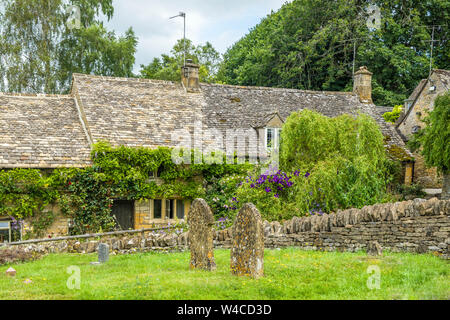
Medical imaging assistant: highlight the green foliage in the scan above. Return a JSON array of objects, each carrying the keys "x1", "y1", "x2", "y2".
[
  {"x1": 408, "y1": 92, "x2": 450, "y2": 173},
  {"x1": 0, "y1": 169, "x2": 58, "y2": 219},
  {"x1": 383, "y1": 105, "x2": 403, "y2": 123},
  {"x1": 278, "y1": 110, "x2": 393, "y2": 214},
  {"x1": 218, "y1": 0, "x2": 449, "y2": 106},
  {"x1": 0, "y1": 0, "x2": 137, "y2": 93},
  {"x1": 395, "y1": 184, "x2": 426, "y2": 201},
  {"x1": 0, "y1": 143, "x2": 252, "y2": 235},
  {"x1": 139, "y1": 39, "x2": 222, "y2": 83}
]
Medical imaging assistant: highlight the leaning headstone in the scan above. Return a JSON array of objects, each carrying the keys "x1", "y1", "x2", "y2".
[
  {"x1": 6, "y1": 267, "x2": 16, "y2": 277},
  {"x1": 98, "y1": 243, "x2": 109, "y2": 263},
  {"x1": 367, "y1": 241, "x2": 383, "y2": 256},
  {"x1": 187, "y1": 198, "x2": 216, "y2": 271},
  {"x1": 231, "y1": 203, "x2": 264, "y2": 278}
]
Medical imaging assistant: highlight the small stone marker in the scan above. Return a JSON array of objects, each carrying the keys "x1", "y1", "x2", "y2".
[
  {"x1": 187, "y1": 198, "x2": 216, "y2": 271},
  {"x1": 367, "y1": 241, "x2": 383, "y2": 256},
  {"x1": 231, "y1": 203, "x2": 264, "y2": 279},
  {"x1": 6, "y1": 267, "x2": 16, "y2": 277},
  {"x1": 98, "y1": 243, "x2": 109, "y2": 263}
]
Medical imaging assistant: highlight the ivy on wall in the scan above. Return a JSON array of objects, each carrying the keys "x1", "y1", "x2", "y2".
[{"x1": 0, "y1": 142, "x2": 252, "y2": 235}]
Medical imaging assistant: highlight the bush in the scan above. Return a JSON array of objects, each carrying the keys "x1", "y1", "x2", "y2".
[{"x1": 383, "y1": 105, "x2": 403, "y2": 123}]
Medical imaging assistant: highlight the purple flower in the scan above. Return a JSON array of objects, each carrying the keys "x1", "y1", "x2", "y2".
[
  {"x1": 250, "y1": 183, "x2": 256, "y2": 188},
  {"x1": 294, "y1": 170, "x2": 300, "y2": 177},
  {"x1": 274, "y1": 194, "x2": 279, "y2": 198},
  {"x1": 265, "y1": 187, "x2": 272, "y2": 193},
  {"x1": 305, "y1": 172, "x2": 310, "y2": 178}
]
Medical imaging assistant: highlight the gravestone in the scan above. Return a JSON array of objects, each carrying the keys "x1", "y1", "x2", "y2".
[
  {"x1": 231, "y1": 203, "x2": 264, "y2": 278},
  {"x1": 187, "y1": 198, "x2": 216, "y2": 271},
  {"x1": 367, "y1": 241, "x2": 383, "y2": 256},
  {"x1": 98, "y1": 243, "x2": 109, "y2": 263}
]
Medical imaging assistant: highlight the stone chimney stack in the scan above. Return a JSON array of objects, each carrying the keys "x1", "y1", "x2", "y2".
[
  {"x1": 353, "y1": 66, "x2": 373, "y2": 104},
  {"x1": 181, "y1": 59, "x2": 200, "y2": 93}
]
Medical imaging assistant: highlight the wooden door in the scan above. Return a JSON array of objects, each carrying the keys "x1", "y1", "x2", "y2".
[{"x1": 112, "y1": 200, "x2": 134, "y2": 230}]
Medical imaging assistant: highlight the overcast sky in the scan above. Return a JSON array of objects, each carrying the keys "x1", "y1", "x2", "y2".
[{"x1": 102, "y1": 0, "x2": 290, "y2": 73}]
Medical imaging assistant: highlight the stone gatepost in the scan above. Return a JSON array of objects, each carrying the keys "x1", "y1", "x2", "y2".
[
  {"x1": 187, "y1": 198, "x2": 216, "y2": 271},
  {"x1": 231, "y1": 203, "x2": 264, "y2": 278}
]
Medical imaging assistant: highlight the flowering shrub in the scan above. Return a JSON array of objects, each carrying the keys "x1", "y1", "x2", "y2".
[{"x1": 222, "y1": 168, "x2": 306, "y2": 221}]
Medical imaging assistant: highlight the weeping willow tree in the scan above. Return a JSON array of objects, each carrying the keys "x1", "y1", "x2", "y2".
[{"x1": 279, "y1": 110, "x2": 394, "y2": 214}]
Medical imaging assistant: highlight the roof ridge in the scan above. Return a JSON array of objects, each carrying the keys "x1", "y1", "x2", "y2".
[
  {"x1": 200, "y1": 82, "x2": 356, "y2": 96},
  {"x1": 72, "y1": 73, "x2": 178, "y2": 86},
  {"x1": 0, "y1": 92, "x2": 73, "y2": 99}
]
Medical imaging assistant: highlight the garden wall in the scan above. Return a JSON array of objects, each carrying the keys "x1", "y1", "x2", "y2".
[{"x1": 2, "y1": 198, "x2": 449, "y2": 259}]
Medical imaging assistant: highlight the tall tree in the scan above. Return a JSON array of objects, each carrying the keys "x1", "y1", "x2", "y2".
[
  {"x1": 139, "y1": 39, "x2": 222, "y2": 83},
  {"x1": 218, "y1": 0, "x2": 449, "y2": 107},
  {"x1": 0, "y1": 0, "x2": 137, "y2": 94}
]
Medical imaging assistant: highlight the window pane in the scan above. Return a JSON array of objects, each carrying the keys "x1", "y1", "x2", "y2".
[
  {"x1": 266, "y1": 128, "x2": 273, "y2": 148},
  {"x1": 154, "y1": 199, "x2": 162, "y2": 219},
  {"x1": 0, "y1": 222, "x2": 9, "y2": 228},
  {"x1": 176, "y1": 200, "x2": 185, "y2": 219},
  {"x1": 0, "y1": 229, "x2": 9, "y2": 243},
  {"x1": 166, "y1": 199, "x2": 174, "y2": 219}
]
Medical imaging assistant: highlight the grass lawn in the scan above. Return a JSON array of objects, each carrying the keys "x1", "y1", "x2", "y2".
[{"x1": 0, "y1": 248, "x2": 448, "y2": 300}]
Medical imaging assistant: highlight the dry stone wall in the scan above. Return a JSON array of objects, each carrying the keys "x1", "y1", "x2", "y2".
[{"x1": 2, "y1": 198, "x2": 449, "y2": 259}]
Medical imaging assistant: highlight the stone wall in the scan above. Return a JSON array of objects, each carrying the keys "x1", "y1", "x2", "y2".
[
  {"x1": 2, "y1": 198, "x2": 449, "y2": 258},
  {"x1": 397, "y1": 71, "x2": 447, "y2": 189}
]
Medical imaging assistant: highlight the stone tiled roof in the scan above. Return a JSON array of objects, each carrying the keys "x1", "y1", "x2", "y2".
[
  {"x1": 0, "y1": 93, "x2": 91, "y2": 168},
  {"x1": 200, "y1": 83, "x2": 410, "y2": 156},
  {"x1": 72, "y1": 74, "x2": 205, "y2": 148},
  {"x1": 1, "y1": 72, "x2": 413, "y2": 168}
]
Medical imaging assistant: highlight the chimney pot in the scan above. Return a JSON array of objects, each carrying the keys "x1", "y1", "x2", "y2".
[
  {"x1": 353, "y1": 66, "x2": 373, "y2": 104},
  {"x1": 181, "y1": 62, "x2": 200, "y2": 93}
]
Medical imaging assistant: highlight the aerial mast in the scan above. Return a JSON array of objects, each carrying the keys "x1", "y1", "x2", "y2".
[{"x1": 169, "y1": 12, "x2": 186, "y2": 67}]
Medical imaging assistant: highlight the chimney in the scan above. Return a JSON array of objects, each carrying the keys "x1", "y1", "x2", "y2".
[
  {"x1": 353, "y1": 66, "x2": 373, "y2": 103},
  {"x1": 181, "y1": 59, "x2": 200, "y2": 93}
]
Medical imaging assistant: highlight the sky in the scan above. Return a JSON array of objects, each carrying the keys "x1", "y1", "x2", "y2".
[{"x1": 102, "y1": 0, "x2": 290, "y2": 73}]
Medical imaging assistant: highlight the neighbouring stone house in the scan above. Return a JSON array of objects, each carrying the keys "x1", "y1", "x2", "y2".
[
  {"x1": 396, "y1": 69, "x2": 450, "y2": 188},
  {"x1": 0, "y1": 63, "x2": 412, "y2": 239}
]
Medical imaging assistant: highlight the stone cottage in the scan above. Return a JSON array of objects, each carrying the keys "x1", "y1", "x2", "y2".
[
  {"x1": 396, "y1": 69, "x2": 450, "y2": 189},
  {"x1": 0, "y1": 63, "x2": 412, "y2": 239}
]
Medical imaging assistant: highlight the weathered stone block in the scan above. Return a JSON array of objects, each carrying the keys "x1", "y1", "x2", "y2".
[
  {"x1": 187, "y1": 198, "x2": 216, "y2": 271},
  {"x1": 231, "y1": 203, "x2": 264, "y2": 279}
]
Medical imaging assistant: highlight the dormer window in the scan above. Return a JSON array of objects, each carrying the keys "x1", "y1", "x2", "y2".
[{"x1": 265, "y1": 128, "x2": 282, "y2": 151}]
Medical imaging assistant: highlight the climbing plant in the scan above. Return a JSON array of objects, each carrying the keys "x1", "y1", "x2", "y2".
[{"x1": 0, "y1": 142, "x2": 252, "y2": 235}]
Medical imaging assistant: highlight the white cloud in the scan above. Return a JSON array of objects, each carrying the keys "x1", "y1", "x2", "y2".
[{"x1": 102, "y1": 0, "x2": 289, "y2": 73}]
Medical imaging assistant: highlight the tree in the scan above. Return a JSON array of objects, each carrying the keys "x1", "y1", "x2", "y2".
[
  {"x1": 139, "y1": 39, "x2": 222, "y2": 83},
  {"x1": 218, "y1": 0, "x2": 449, "y2": 107},
  {"x1": 0, "y1": 0, "x2": 137, "y2": 94},
  {"x1": 278, "y1": 109, "x2": 390, "y2": 214},
  {"x1": 408, "y1": 92, "x2": 450, "y2": 199},
  {"x1": 383, "y1": 105, "x2": 403, "y2": 123}
]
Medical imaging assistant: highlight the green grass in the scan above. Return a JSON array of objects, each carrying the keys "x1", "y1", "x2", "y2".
[{"x1": 0, "y1": 248, "x2": 448, "y2": 300}]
